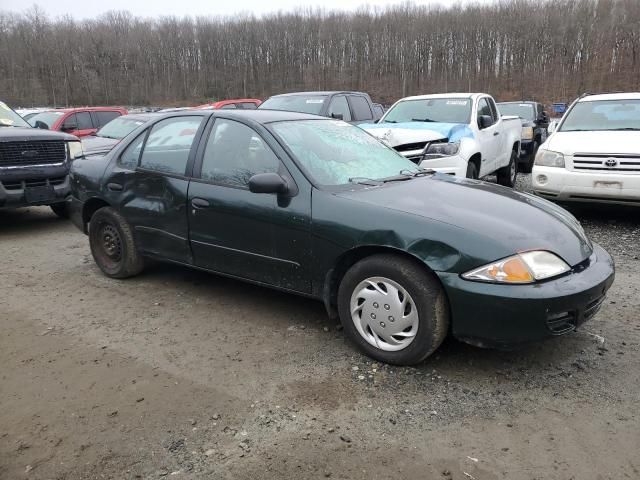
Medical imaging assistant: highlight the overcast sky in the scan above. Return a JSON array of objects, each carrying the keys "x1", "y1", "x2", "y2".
[{"x1": 1, "y1": 0, "x2": 494, "y2": 19}]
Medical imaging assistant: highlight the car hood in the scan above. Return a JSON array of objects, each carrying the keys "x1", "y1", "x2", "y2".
[
  {"x1": 360, "y1": 122, "x2": 474, "y2": 147},
  {"x1": 337, "y1": 174, "x2": 593, "y2": 267},
  {"x1": 81, "y1": 135, "x2": 120, "y2": 154},
  {"x1": 0, "y1": 126, "x2": 78, "y2": 142},
  {"x1": 546, "y1": 130, "x2": 640, "y2": 155}
]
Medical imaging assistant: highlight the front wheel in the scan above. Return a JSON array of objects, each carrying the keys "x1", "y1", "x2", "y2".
[
  {"x1": 497, "y1": 150, "x2": 518, "y2": 187},
  {"x1": 337, "y1": 254, "x2": 449, "y2": 365},
  {"x1": 88, "y1": 207, "x2": 144, "y2": 279}
]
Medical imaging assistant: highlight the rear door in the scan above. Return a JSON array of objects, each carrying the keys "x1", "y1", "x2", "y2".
[
  {"x1": 188, "y1": 117, "x2": 311, "y2": 292},
  {"x1": 110, "y1": 115, "x2": 206, "y2": 263}
]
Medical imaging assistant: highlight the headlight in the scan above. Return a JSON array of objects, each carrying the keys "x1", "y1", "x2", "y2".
[
  {"x1": 462, "y1": 251, "x2": 570, "y2": 284},
  {"x1": 534, "y1": 149, "x2": 564, "y2": 168},
  {"x1": 521, "y1": 126, "x2": 534, "y2": 140},
  {"x1": 423, "y1": 141, "x2": 460, "y2": 159},
  {"x1": 67, "y1": 141, "x2": 84, "y2": 160}
]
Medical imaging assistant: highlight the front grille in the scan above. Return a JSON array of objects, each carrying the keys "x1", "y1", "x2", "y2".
[
  {"x1": 395, "y1": 142, "x2": 427, "y2": 152},
  {"x1": 1, "y1": 176, "x2": 66, "y2": 191},
  {"x1": 573, "y1": 153, "x2": 640, "y2": 172},
  {"x1": 0, "y1": 141, "x2": 66, "y2": 167}
]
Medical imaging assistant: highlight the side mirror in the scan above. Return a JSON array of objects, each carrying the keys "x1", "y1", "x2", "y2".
[
  {"x1": 34, "y1": 120, "x2": 48, "y2": 130},
  {"x1": 330, "y1": 113, "x2": 344, "y2": 120},
  {"x1": 479, "y1": 115, "x2": 494, "y2": 129},
  {"x1": 248, "y1": 172, "x2": 289, "y2": 195}
]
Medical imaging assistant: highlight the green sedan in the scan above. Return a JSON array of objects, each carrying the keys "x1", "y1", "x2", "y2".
[{"x1": 69, "y1": 110, "x2": 615, "y2": 365}]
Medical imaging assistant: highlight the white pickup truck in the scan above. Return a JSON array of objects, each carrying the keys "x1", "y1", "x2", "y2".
[{"x1": 361, "y1": 93, "x2": 522, "y2": 187}]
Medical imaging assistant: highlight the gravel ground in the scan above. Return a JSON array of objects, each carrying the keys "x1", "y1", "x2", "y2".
[{"x1": 1, "y1": 173, "x2": 639, "y2": 479}]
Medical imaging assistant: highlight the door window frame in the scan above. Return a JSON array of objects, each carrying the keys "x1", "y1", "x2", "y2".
[{"x1": 327, "y1": 95, "x2": 352, "y2": 122}]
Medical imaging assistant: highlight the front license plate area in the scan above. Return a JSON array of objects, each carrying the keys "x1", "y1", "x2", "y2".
[
  {"x1": 25, "y1": 185, "x2": 55, "y2": 203},
  {"x1": 594, "y1": 180, "x2": 623, "y2": 189}
]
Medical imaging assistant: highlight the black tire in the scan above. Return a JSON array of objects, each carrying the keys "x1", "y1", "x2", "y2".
[
  {"x1": 50, "y1": 202, "x2": 69, "y2": 219},
  {"x1": 520, "y1": 140, "x2": 539, "y2": 174},
  {"x1": 497, "y1": 149, "x2": 518, "y2": 187},
  {"x1": 337, "y1": 254, "x2": 449, "y2": 365},
  {"x1": 88, "y1": 206, "x2": 144, "y2": 279},
  {"x1": 466, "y1": 161, "x2": 478, "y2": 179}
]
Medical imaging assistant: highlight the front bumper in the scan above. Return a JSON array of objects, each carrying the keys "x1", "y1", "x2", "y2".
[
  {"x1": 0, "y1": 174, "x2": 71, "y2": 209},
  {"x1": 437, "y1": 243, "x2": 615, "y2": 347},
  {"x1": 532, "y1": 166, "x2": 640, "y2": 206},
  {"x1": 418, "y1": 154, "x2": 467, "y2": 177}
]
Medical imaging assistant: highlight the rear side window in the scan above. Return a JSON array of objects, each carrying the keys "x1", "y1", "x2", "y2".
[
  {"x1": 200, "y1": 119, "x2": 279, "y2": 188},
  {"x1": 349, "y1": 96, "x2": 373, "y2": 121},
  {"x1": 94, "y1": 111, "x2": 121, "y2": 127},
  {"x1": 220, "y1": 104, "x2": 237, "y2": 109},
  {"x1": 76, "y1": 111, "x2": 94, "y2": 130},
  {"x1": 327, "y1": 96, "x2": 351, "y2": 122},
  {"x1": 239, "y1": 102, "x2": 258, "y2": 110},
  {"x1": 119, "y1": 132, "x2": 146, "y2": 169},
  {"x1": 139, "y1": 117, "x2": 203, "y2": 176}
]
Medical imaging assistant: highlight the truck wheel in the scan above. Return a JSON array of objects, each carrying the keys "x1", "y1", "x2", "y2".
[
  {"x1": 521, "y1": 140, "x2": 539, "y2": 174},
  {"x1": 466, "y1": 162, "x2": 478, "y2": 179},
  {"x1": 50, "y1": 203, "x2": 69, "y2": 219},
  {"x1": 337, "y1": 254, "x2": 449, "y2": 365},
  {"x1": 88, "y1": 207, "x2": 144, "y2": 279},
  {"x1": 497, "y1": 150, "x2": 518, "y2": 187}
]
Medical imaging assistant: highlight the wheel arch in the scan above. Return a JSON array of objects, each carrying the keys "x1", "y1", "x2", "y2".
[
  {"x1": 322, "y1": 245, "x2": 449, "y2": 320},
  {"x1": 82, "y1": 197, "x2": 111, "y2": 232}
]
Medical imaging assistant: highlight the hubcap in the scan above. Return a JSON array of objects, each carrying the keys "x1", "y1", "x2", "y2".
[
  {"x1": 350, "y1": 277, "x2": 419, "y2": 352},
  {"x1": 100, "y1": 224, "x2": 122, "y2": 261}
]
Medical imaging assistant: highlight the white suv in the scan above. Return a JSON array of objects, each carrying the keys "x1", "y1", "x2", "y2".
[{"x1": 532, "y1": 92, "x2": 640, "y2": 206}]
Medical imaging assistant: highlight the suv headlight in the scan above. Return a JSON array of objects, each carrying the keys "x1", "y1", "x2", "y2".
[
  {"x1": 521, "y1": 126, "x2": 534, "y2": 140},
  {"x1": 423, "y1": 141, "x2": 460, "y2": 159},
  {"x1": 535, "y1": 149, "x2": 564, "y2": 168},
  {"x1": 67, "y1": 141, "x2": 84, "y2": 160},
  {"x1": 462, "y1": 251, "x2": 570, "y2": 284}
]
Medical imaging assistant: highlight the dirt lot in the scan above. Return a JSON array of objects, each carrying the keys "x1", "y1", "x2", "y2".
[{"x1": 1, "y1": 175, "x2": 639, "y2": 480}]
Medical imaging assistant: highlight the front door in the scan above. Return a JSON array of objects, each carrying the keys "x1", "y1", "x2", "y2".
[
  {"x1": 111, "y1": 115, "x2": 205, "y2": 263},
  {"x1": 475, "y1": 97, "x2": 500, "y2": 175},
  {"x1": 188, "y1": 118, "x2": 311, "y2": 292}
]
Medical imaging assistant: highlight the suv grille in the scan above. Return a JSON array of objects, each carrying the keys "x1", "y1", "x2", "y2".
[
  {"x1": 573, "y1": 153, "x2": 640, "y2": 172},
  {"x1": 1, "y1": 176, "x2": 66, "y2": 191},
  {"x1": 0, "y1": 141, "x2": 66, "y2": 167}
]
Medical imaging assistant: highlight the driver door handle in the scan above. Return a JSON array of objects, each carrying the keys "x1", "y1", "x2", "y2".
[
  {"x1": 107, "y1": 182, "x2": 123, "y2": 191},
  {"x1": 493, "y1": 132, "x2": 500, "y2": 136},
  {"x1": 191, "y1": 198, "x2": 210, "y2": 209}
]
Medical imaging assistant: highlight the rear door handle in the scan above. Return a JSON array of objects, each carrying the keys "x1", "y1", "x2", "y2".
[
  {"x1": 107, "y1": 182, "x2": 123, "y2": 191},
  {"x1": 493, "y1": 132, "x2": 500, "y2": 136},
  {"x1": 191, "y1": 198, "x2": 210, "y2": 209}
]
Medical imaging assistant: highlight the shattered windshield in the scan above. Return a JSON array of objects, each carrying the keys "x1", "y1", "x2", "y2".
[{"x1": 270, "y1": 119, "x2": 420, "y2": 186}]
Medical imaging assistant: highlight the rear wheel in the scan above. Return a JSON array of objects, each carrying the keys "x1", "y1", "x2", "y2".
[
  {"x1": 497, "y1": 150, "x2": 518, "y2": 187},
  {"x1": 50, "y1": 202, "x2": 69, "y2": 219},
  {"x1": 337, "y1": 254, "x2": 449, "y2": 365},
  {"x1": 88, "y1": 207, "x2": 144, "y2": 279},
  {"x1": 466, "y1": 161, "x2": 478, "y2": 179}
]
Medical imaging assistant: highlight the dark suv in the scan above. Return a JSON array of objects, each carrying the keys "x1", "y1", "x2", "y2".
[
  {"x1": 0, "y1": 101, "x2": 83, "y2": 217},
  {"x1": 496, "y1": 101, "x2": 549, "y2": 172}
]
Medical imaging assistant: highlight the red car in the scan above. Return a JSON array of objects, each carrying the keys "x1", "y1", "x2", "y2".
[
  {"x1": 192, "y1": 98, "x2": 262, "y2": 110},
  {"x1": 28, "y1": 107, "x2": 128, "y2": 137}
]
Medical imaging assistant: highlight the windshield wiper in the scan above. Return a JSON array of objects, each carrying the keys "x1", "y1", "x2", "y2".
[
  {"x1": 610, "y1": 127, "x2": 640, "y2": 131},
  {"x1": 381, "y1": 120, "x2": 397, "y2": 124},
  {"x1": 399, "y1": 168, "x2": 435, "y2": 177},
  {"x1": 348, "y1": 177, "x2": 383, "y2": 186},
  {"x1": 98, "y1": 134, "x2": 118, "y2": 139},
  {"x1": 411, "y1": 118, "x2": 437, "y2": 122}
]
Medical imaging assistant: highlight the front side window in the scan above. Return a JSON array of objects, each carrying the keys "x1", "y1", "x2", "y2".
[
  {"x1": 328, "y1": 96, "x2": 352, "y2": 121},
  {"x1": 259, "y1": 95, "x2": 327, "y2": 115},
  {"x1": 200, "y1": 119, "x2": 279, "y2": 188},
  {"x1": 270, "y1": 119, "x2": 420, "y2": 186},
  {"x1": 76, "y1": 112, "x2": 94, "y2": 130},
  {"x1": 560, "y1": 99, "x2": 640, "y2": 132},
  {"x1": 382, "y1": 98, "x2": 472, "y2": 124},
  {"x1": 139, "y1": 116, "x2": 203, "y2": 175},
  {"x1": 119, "y1": 132, "x2": 146, "y2": 169}
]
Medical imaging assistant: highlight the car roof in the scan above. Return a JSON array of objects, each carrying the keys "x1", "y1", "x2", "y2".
[
  {"x1": 397, "y1": 93, "x2": 485, "y2": 101},
  {"x1": 496, "y1": 101, "x2": 538, "y2": 105},
  {"x1": 41, "y1": 106, "x2": 127, "y2": 113},
  {"x1": 579, "y1": 92, "x2": 640, "y2": 102},
  {"x1": 118, "y1": 113, "x2": 162, "y2": 122},
  {"x1": 148, "y1": 109, "x2": 327, "y2": 124},
  {"x1": 268, "y1": 91, "x2": 368, "y2": 97}
]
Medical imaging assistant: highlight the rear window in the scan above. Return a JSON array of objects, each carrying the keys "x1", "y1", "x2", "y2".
[{"x1": 260, "y1": 95, "x2": 327, "y2": 115}]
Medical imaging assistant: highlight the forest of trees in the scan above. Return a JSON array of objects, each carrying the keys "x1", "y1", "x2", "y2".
[{"x1": 0, "y1": 0, "x2": 639, "y2": 108}]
